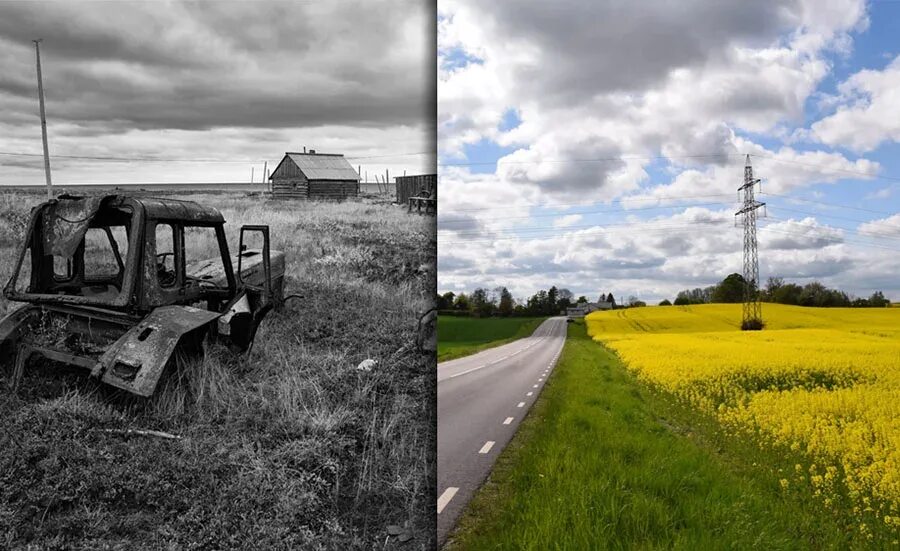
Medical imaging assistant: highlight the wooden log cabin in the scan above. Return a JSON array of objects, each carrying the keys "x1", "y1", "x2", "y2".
[{"x1": 268, "y1": 150, "x2": 360, "y2": 200}]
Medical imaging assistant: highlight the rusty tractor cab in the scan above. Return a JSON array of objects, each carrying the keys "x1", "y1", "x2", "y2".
[{"x1": 1, "y1": 194, "x2": 285, "y2": 396}]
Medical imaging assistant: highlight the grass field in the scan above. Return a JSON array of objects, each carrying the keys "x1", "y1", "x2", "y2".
[
  {"x1": 587, "y1": 303, "x2": 900, "y2": 545},
  {"x1": 0, "y1": 191, "x2": 435, "y2": 549},
  {"x1": 449, "y1": 321, "x2": 858, "y2": 549},
  {"x1": 437, "y1": 316, "x2": 547, "y2": 362}
]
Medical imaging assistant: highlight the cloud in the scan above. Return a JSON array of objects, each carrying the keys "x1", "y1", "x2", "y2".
[
  {"x1": 0, "y1": 0, "x2": 434, "y2": 184},
  {"x1": 810, "y1": 55, "x2": 900, "y2": 152},
  {"x1": 858, "y1": 213, "x2": 900, "y2": 239},
  {"x1": 760, "y1": 217, "x2": 845, "y2": 250},
  {"x1": 436, "y1": 0, "x2": 895, "y2": 301},
  {"x1": 439, "y1": 0, "x2": 870, "y2": 201},
  {"x1": 553, "y1": 214, "x2": 582, "y2": 228},
  {"x1": 439, "y1": 199, "x2": 899, "y2": 302},
  {"x1": 614, "y1": 142, "x2": 879, "y2": 207},
  {"x1": 864, "y1": 186, "x2": 894, "y2": 200}
]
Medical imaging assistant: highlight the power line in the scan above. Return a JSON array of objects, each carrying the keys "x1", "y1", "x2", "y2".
[
  {"x1": 437, "y1": 190, "x2": 894, "y2": 218},
  {"x1": 442, "y1": 193, "x2": 739, "y2": 214},
  {"x1": 439, "y1": 205, "x2": 900, "y2": 249},
  {"x1": 760, "y1": 191, "x2": 894, "y2": 216},
  {"x1": 759, "y1": 226, "x2": 900, "y2": 252},
  {"x1": 751, "y1": 154, "x2": 892, "y2": 182},
  {"x1": 439, "y1": 223, "x2": 729, "y2": 245},
  {"x1": 0, "y1": 151, "x2": 263, "y2": 163},
  {"x1": 766, "y1": 207, "x2": 900, "y2": 241},
  {"x1": 438, "y1": 152, "x2": 745, "y2": 167},
  {"x1": 441, "y1": 223, "x2": 900, "y2": 253},
  {"x1": 440, "y1": 209, "x2": 900, "y2": 244},
  {"x1": 766, "y1": 205, "x2": 874, "y2": 225},
  {"x1": 437, "y1": 150, "x2": 898, "y2": 185},
  {"x1": 347, "y1": 151, "x2": 433, "y2": 160},
  {"x1": 438, "y1": 201, "x2": 733, "y2": 225},
  {"x1": 765, "y1": 214, "x2": 900, "y2": 244},
  {"x1": 0, "y1": 150, "x2": 431, "y2": 163},
  {"x1": 443, "y1": 219, "x2": 727, "y2": 238}
]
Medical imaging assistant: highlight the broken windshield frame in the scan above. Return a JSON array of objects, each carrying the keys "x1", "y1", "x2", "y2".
[{"x1": 4, "y1": 202, "x2": 141, "y2": 309}]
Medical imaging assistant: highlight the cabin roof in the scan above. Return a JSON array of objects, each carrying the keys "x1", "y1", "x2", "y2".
[{"x1": 273, "y1": 152, "x2": 360, "y2": 181}]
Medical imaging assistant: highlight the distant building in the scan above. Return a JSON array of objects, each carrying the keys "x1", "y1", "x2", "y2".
[
  {"x1": 566, "y1": 306, "x2": 587, "y2": 318},
  {"x1": 567, "y1": 300, "x2": 613, "y2": 318},
  {"x1": 269, "y1": 150, "x2": 360, "y2": 200}
]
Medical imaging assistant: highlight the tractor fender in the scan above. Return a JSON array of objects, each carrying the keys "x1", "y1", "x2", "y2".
[
  {"x1": 0, "y1": 305, "x2": 41, "y2": 371},
  {"x1": 0, "y1": 305, "x2": 42, "y2": 344},
  {"x1": 98, "y1": 305, "x2": 220, "y2": 397}
]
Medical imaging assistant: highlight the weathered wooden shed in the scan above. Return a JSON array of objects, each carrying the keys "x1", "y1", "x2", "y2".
[
  {"x1": 268, "y1": 151, "x2": 360, "y2": 199},
  {"x1": 395, "y1": 174, "x2": 437, "y2": 205}
]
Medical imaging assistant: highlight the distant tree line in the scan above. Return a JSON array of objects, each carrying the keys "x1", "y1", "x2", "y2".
[
  {"x1": 665, "y1": 273, "x2": 891, "y2": 308},
  {"x1": 436, "y1": 287, "x2": 622, "y2": 317}
]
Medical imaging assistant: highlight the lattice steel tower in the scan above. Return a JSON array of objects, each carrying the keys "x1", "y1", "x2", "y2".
[{"x1": 735, "y1": 155, "x2": 765, "y2": 330}]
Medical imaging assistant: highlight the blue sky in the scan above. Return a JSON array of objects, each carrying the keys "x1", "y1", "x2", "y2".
[{"x1": 438, "y1": 0, "x2": 900, "y2": 303}]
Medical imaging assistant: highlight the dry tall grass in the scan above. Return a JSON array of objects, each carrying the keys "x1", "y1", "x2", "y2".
[{"x1": 0, "y1": 191, "x2": 435, "y2": 549}]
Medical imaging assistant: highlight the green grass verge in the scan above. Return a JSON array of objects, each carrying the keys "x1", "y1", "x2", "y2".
[
  {"x1": 447, "y1": 321, "x2": 858, "y2": 550},
  {"x1": 438, "y1": 316, "x2": 547, "y2": 362}
]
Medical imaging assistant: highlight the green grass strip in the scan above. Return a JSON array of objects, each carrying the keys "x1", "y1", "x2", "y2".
[
  {"x1": 447, "y1": 321, "x2": 854, "y2": 550},
  {"x1": 438, "y1": 317, "x2": 547, "y2": 362}
]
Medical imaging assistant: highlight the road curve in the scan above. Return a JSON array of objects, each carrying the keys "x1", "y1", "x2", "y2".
[{"x1": 437, "y1": 317, "x2": 568, "y2": 546}]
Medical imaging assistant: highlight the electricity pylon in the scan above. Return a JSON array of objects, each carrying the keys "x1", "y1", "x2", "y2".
[{"x1": 735, "y1": 154, "x2": 765, "y2": 330}]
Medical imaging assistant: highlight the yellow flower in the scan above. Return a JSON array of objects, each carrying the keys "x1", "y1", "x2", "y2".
[{"x1": 585, "y1": 303, "x2": 900, "y2": 528}]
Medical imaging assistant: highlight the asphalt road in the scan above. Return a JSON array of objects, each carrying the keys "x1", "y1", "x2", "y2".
[{"x1": 436, "y1": 317, "x2": 568, "y2": 546}]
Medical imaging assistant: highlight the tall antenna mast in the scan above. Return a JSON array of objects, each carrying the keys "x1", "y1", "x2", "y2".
[
  {"x1": 33, "y1": 39, "x2": 52, "y2": 200},
  {"x1": 735, "y1": 154, "x2": 765, "y2": 330}
]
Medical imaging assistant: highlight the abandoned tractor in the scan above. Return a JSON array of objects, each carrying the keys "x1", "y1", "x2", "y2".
[{"x1": 0, "y1": 194, "x2": 285, "y2": 396}]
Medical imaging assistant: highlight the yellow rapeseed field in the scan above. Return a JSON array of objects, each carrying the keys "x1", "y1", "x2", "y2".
[{"x1": 586, "y1": 303, "x2": 900, "y2": 539}]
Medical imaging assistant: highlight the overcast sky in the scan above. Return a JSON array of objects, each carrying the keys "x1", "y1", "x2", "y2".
[
  {"x1": 0, "y1": 0, "x2": 435, "y2": 185},
  {"x1": 438, "y1": 0, "x2": 900, "y2": 303}
]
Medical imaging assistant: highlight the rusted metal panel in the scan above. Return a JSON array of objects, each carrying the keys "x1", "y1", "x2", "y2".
[
  {"x1": 187, "y1": 249, "x2": 285, "y2": 291},
  {"x1": 1, "y1": 193, "x2": 283, "y2": 397},
  {"x1": 139, "y1": 197, "x2": 224, "y2": 223},
  {"x1": 98, "y1": 305, "x2": 220, "y2": 396},
  {"x1": 0, "y1": 305, "x2": 41, "y2": 353},
  {"x1": 41, "y1": 195, "x2": 104, "y2": 257},
  {"x1": 4, "y1": 195, "x2": 143, "y2": 310}
]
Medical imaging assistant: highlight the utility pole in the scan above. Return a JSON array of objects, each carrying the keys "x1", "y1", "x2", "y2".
[
  {"x1": 251, "y1": 166, "x2": 255, "y2": 183},
  {"x1": 33, "y1": 39, "x2": 52, "y2": 199},
  {"x1": 735, "y1": 154, "x2": 766, "y2": 330},
  {"x1": 262, "y1": 161, "x2": 267, "y2": 188}
]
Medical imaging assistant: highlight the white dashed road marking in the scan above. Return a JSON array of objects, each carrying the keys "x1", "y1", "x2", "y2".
[
  {"x1": 438, "y1": 319, "x2": 569, "y2": 538},
  {"x1": 438, "y1": 487, "x2": 458, "y2": 514}
]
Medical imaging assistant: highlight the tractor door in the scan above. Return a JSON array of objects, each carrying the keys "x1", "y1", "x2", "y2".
[{"x1": 217, "y1": 225, "x2": 274, "y2": 351}]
